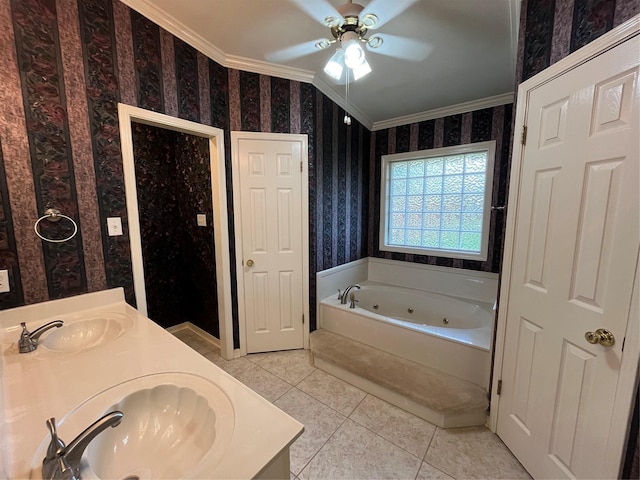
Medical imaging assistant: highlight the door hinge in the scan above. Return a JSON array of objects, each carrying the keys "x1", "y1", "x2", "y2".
[
  {"x1": 300, "y1": 161, "x2": 303, "y2": 173},
  {"x1": 497, "y1": 379, "x2": 502, "y2": 395},
  {"x1": 302, "y1": 314, "x2": 305, "y2": 325},
  {"x1": 622, "y1": 336, "x2": 625, "y2": 351},
  {"x1": 521, "y1": 125, "x2": 528, "y2": 146}
]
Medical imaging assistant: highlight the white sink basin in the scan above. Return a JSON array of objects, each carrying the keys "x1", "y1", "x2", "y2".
[
  {"x1": 30, "y1": 372, "x2": 235, "y2": 479},
  {"x1": 40, "y1": 313, "x2": 133, "y2": 353},
  {"x1": 88, "y1": 385, "x2": 217, "y2": 479}
]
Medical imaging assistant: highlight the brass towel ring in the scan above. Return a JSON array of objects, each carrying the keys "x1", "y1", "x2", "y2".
[{"x1": 34, "y1": 208, "x2": 78, "y2": 243}]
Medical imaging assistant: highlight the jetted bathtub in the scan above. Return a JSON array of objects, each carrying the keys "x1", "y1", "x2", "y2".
[{"x1": 319, "y1": 281, "x2": 494, "y2": 388}]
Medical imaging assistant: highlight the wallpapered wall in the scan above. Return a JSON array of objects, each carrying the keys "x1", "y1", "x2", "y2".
[
  {"x1": 517, "y1": 0, "x2": 638, "y2": 82},
  {"x1": 0, "y1": 0, "x2": 636, "y2": 327},
  {"x1": 0, "y1": 0, "x2": 370, "y2": 341},
  {"x1": 132, "y1": 123, "x2": 219, "y2": 334},
  {"x1": 368, "y1": 106, "x2": 513, "y2": 273},
  {"x1": 517, "y1": 1, "x2": 639, "y2": 478}
]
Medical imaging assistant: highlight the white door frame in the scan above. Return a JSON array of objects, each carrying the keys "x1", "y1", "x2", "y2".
[
  {"x1": 231, "y1": 131, "x2": 310, "y2": 356},
  {"x1": 489, "y1": 15, "x2": 640, "y2": 476},
  {"x1": 118, "y1": 103, "x2": 235, "y2": 359}
]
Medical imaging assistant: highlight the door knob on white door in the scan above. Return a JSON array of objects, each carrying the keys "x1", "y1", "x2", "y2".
[
  {"x1": 246, "y1": 259, "x2": 254, "y2": 267},
  {"x1": 584, "y1": 328, "x2": 615, "y2": 347}
]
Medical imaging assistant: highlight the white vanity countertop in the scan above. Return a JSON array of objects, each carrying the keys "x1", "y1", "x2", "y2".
[{"x1": 0, "y1": 289, "x2": 304, "y2": 479}]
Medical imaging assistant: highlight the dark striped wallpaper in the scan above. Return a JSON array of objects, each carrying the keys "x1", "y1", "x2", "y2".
[
  {"x1": 368, "y1": 107, "x2": 513, "y2": 274},
  {"x1": 518, "y1": 0, "x2": 638, "y2": 82},
  {"x1": 132, "y1": 123, "x2": 219, "y2": 334},
  {"x1": 0, "y1": 0, "x2": 637, "y2": 341},
  {"x1": 0, "y1": 0, "x2": 369, "y2": 343}
]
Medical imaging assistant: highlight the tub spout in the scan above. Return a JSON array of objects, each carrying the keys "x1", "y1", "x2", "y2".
[
  {"x1": 340, "y1": 284, "x2": 361, "y2": 304},
  {"x1": 349, "y1": 292, "x2": 359, "y2": 309}
]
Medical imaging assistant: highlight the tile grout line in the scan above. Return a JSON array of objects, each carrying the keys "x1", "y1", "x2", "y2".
[
  {"x1": 174, "y1": 338, "x2": 450, "y2": 479},
  {"x1": 346, "y1": 395, "x2": 429, "y2": 468},
  {"x1": 295, "y1": 410, "x2": 350, "y2": 478},
  {"x1": 422, "y1": 427, "x2": 458, "y2": 479}
]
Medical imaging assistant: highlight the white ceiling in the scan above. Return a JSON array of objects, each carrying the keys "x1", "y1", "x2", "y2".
[{"x1": 122, "y1": 0, "x2": 519, "y2": 130}]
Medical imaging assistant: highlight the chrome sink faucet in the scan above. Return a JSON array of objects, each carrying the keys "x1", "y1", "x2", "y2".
[
  {"x1": 42, "y1": 411, "x2": 123, "y2": 480},
  {"x1": 18, "y1": 320, "x2": 63, "y2": 353},
  {"x1": 339, "y1": 284, "x2": 361, "y2": 304}
]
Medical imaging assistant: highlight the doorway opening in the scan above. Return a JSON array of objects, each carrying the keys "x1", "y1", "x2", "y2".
[{"x1": 118, "y1": 104, "x2": 234, "y2": 359}]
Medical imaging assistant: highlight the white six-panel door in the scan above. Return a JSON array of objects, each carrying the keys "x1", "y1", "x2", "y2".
[
  {"x1": 235, "y1": 135, "x2": 306, "y2": 353},
  {"x1": 497, "y1": 33, "x2": 639, "y2": 479}
]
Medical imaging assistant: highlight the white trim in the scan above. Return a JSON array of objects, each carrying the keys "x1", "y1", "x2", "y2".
[
  {"x1": 117, "y1": 0, "x2": 515, "y2": 131},
  {"x1": 166, "y1": 321, "x2": 221, "y2": 349},
  {"x1": 490, "y1": 11, "x2": 640, "y2": 433},
  {"x1": 378, "y1": 141, "x2": 496, "y2": 261},
  {"x1": 117, "y1": 104, "x2": 235, "y2": 360},
  {"x1": 225, "y1": 55, "x2": 315, "y2": 83},
  {"x1": 518, "y1": 15, "x2": 640, "y2": 94},
  {"x1": 489, "y1": 16, "x2": 640, "y2": 478},
  {"x1": 230, "y1": 132, "x2": 310, "y2": 355},
  {"x1": 605, "y1": 251, "x2": 640, "y2": 475},
  {"x1": 371, "y1": 93, "x2": 515, "y2": 131},
  {"x1": 311, "y1": 76, "x2": 374, "y2": 129},
  {"x1": 118, "y1": 0, "x2": 225, "y2": 65},
  {"x1": 118, "y1": 0, "x2": 315, "y2": 83}
]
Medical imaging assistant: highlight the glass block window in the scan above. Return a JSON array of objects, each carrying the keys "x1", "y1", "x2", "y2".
[{"x1": 379, "y1": 141, "x2": 496, "y2": 261}]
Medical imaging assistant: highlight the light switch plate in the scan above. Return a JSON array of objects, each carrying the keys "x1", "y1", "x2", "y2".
[
  {"x1": 0, "y1": 270, "x2": 10, "y2": 293},
  {"x1": 107, "y1": 217, "x2": 123, "y2": 236},
  {"x1": 197, "y1": 214, "x2": 207, "y2": 227}
]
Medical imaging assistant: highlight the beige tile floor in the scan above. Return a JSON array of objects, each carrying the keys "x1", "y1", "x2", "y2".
[{"x1": 172, "y1": 328, "x2": 531, "y2": 480}]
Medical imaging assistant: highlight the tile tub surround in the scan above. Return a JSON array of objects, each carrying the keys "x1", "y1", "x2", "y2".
[
  {"x1": 174, "y1": 333, "x2": 530, "y2": 479},
  {"x1": 0, "y1": 290, "x2": 303, "y2": 479}
]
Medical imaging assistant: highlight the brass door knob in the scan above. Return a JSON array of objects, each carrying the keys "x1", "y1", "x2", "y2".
[
  {"x1": 585, "y1": 328, "x2": 615, "y2": 347},
  {"x1": 246, "y1": 259, "x2": 254, "y2": 267}
]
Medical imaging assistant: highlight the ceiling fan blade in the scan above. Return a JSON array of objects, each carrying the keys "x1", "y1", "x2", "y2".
[
  {"x1": 265, "y1": 39, "x2": 326, "y2": 63},
  {"x1": 368, "y1": 34, "x2": 433, "y2": 62},
  {"x1": 289, "y1": 0, "x2": 341, "y2": 27},
  {"x1": 360, "y1": 0, "x2": 419, "y2": 28}
]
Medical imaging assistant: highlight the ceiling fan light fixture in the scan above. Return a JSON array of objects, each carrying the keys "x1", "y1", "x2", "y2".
[
  {"x1": 341, "y1": 31, "x2": 366, "y2": 68},
  {"x1": 324, "y1": 48, "x2": 344, "y2": 80},
  {"x1": 351, "y1": 59, "x2": 372, "y2": 80},
  {"x1": 344, "y1": 41, "x2": 365, "y2": 68}
]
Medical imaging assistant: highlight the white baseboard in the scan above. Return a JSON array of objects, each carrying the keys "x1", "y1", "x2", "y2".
[{"x1": 166, "y1": 322, "x2": 221, "y2": 348}]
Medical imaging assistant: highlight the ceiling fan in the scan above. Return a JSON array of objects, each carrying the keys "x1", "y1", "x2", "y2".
[{"x1": 267, "y1": 0, "x2": 431, "y2": 82}]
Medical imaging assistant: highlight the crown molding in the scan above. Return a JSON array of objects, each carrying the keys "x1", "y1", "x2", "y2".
[
  {"x1": 119, "y1": 0, "x2": 514, "y2": 132},
  {"x1": 119, "y1": 0, "x2": 315, "y2": 83},
  {"x1": 312, "y1": 77, "x2": 374, "y2": 130},
  {"x1": 225, "y1": 55, "x2": 314, "y2": 83},
  {"x1": 371, "y1": 92, "x2": 515, "y2": 131},
  {"x1": 119, "y1": 0, "x2": 226, "y2": 64}
]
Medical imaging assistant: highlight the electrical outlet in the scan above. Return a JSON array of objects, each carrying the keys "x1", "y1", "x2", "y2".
[
  {"x1": 0, "y1": 270, "x2": 10, "y2": 293},
  {"x1": 107, "y1": 217, "x2": 123, "y2": 236},
  {"x1": 197, "y1": 214, "x2": 207, "y2": 227}
]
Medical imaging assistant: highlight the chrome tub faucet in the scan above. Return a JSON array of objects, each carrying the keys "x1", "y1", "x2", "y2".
[
  {"x1": 42, "y1": 411, "x2": 123, "y2": 480},
  {"x1": 349, "y1": 292, "x2": 359, "y2": 309},
  {"x1": 18, "y1": 320, "x2": 63, "y2": 353},
  {"x1": 339, "y1": 284, "x2": 361, "y2": 304}
]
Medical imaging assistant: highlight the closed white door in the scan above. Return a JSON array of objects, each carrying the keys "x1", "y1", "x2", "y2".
[
  {"x1": 497, "y1": 34, "x2": 639, "y2": 478},
  {"x1": 236, "y1": 136, "x2": 305, "y2": 353}
]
